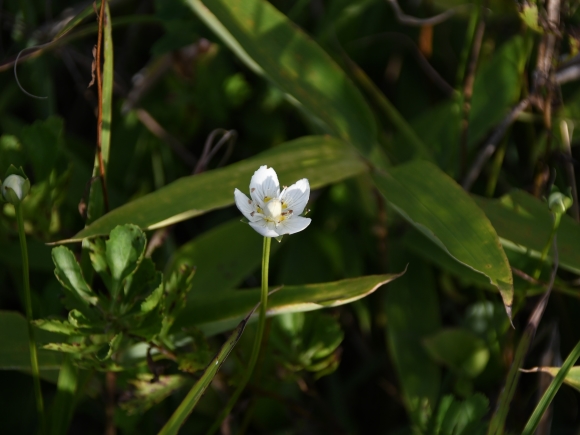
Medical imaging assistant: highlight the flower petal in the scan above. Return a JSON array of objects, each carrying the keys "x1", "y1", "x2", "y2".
[
  {"x1": 277, "y1": 216, "x2": 311, "y2": 235},
  {"x1": 250, "y1": 166, "x2": 280, "y2": 207},
  {"x1": 249, "y1": 220, "x2": 280, "y2": 237},
  {"x1": 234, "y1": 189, "x2": 260, "y2": 222},
  {"x1": 280, "y1": 178, "x2": 310, "y2": 215}
]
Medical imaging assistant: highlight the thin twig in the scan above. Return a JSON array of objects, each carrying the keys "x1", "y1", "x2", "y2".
[
  {"x1": 136, "y1": 109, "x2": 197, "y2": 169},
  {"x1": 193, "y1": 129, "x2": 237, "y2": 174},
  {"x1": 13, "y1": 45, "x2": 51, "y2": 99},
  {"x1": 462, "y1": 98, "x2": 531, "y2": 190},
  {"x1": 348, "y1": 32, "x2": 454, "y2": 96},
  {"x1": 460, "y1": 0, "x2": 487, "y2": 176},
  {"x1": 532, "y1": 0, "x2": 561, "y2": 197},
  {"x1": 95, "y1": 0, "x2": 110, "y2": 213},
  {"x1": 105, "y1": 371, "x2": 117, "y2": 435},
  {"x1": 528, "y1": 235, "x2": 559, "y2": 332},
  {"x1": 385, "y1": 0, "x2": 467, "y2": 26}
]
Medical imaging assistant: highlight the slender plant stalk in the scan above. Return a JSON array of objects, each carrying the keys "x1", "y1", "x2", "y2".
[
  {"x1": 207, "y1": 236, "x2": 272, "y2": 435},
  {"x1": 16, "y1": 204, "x2": 46, "y2": 434},
  {"x1": 521, "y1": 338, "x2": 580, "y2": 435}
]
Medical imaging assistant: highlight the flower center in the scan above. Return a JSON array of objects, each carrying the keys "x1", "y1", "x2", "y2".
[{"x1": 265, "y1": 198, "x2": 282, "y2": 219}]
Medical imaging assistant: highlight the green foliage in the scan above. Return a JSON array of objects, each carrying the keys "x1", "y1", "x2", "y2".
[
  {"x1": 35, "y1": 225, "x2": 196, "y2": 371},
  {"x1": 271, "y1": 311, "x2": 344, "y2": 378},
  {"x1": 2, "y1": 0, "x2": 580, "y2": 432}
]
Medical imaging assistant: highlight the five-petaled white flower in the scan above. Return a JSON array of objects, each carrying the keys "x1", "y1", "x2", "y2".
[{"x1": 234, "y1": 166, "x2": 311, "y2": 237}]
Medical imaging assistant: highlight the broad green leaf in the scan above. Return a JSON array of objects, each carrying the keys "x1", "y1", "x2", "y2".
[
  {"x1": 386, "y1": 254, "x2": 441, "y2": 428},
  {"x1": 166, "y1": 218, "x2": 282, "y2": 295},
  {"x1": 176, "y1": 273, "x2": 405, "y2": 336},
  {"x1": 424, "y1": 328, "x2": 490, "y2": 378},
  {"x1": 0, "y1": 311, "x2": 62, "y2": 371},
  {"x1": 60, "y1": 136, "x2": 366, "y2": 242},
  {"x1": 185, "y1": 0, "x2": 378, "y2": 156},
  {"x1": 373, "y1": 161, "x2": 513, "y2": 318},
  {"x1": 521, "y1": 366, "x2": 580, "y2": 393},
  {"x1": 52, "y1": 246, "x2": 99, "y2": 311},
  {"x1": 473, "y1": 190, "x2": 580, "y2": 274},
  {"x1": 402, "y1": 229, "x2": 494, "y2": 290},
  {"x1": 468, "y1": 36, "x2": 531, "y2": 148},
  {"x1": 105, "y1": 225, "x2": 146, "y2": 298}
]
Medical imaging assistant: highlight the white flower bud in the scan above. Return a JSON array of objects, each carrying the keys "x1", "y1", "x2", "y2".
[{"x1": 2, "y1": 174, "x2": 30, "y2": 205}]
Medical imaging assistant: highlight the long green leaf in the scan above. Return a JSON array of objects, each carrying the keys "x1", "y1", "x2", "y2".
[
  {"x1": 373, "y1": 161, "x2": 513, "y2": 319},
  {"x1": 521, "y1": 366, "x2": 580, "y2": 393},
  {"x1": 185, "y1": 0, "x2": 378, "y2": 157},
  {"x1": 176, "y1": 273, "x2": 405, "y2": 336},
  {"x1": 59, "y1": 136, "x2": 366, "y2": 242},
  {"x1": 474, "y1": 190, "x2": 580, "y2": 274}
]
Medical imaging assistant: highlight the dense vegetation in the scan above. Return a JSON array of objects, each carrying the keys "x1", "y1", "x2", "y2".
[{"x1": 1, "y1": 0, "x2": 580, "y2": 434}]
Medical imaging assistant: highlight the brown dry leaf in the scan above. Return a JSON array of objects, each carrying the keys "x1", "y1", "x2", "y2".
[{"x1": 88, "y1": 45, "x2": 97, "y2": 88}]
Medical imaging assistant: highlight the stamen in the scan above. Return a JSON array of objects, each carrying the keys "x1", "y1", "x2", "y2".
[{"x1": 251, "y1": 188, "x2": 255, "y2": 192}]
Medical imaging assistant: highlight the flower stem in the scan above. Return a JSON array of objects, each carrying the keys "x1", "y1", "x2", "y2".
[
  {"x1": 207, "y1": 236, "x2": 271, "y2": 435},
  {"x1": 16, "y1": 204, "x2": 45, "y2": 434}
]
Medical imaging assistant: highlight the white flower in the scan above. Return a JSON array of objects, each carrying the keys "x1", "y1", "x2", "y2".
[{"x1": 234, "y1": 166, "x2": 311, "y2": 237}]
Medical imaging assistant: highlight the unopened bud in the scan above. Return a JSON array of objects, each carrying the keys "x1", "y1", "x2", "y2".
[
  {"x1": 1, "y1": 174, "x2": 30, "y2": 205},
  {"x1": 548, "y1": 192, "x2": 573, "y2": 216}
]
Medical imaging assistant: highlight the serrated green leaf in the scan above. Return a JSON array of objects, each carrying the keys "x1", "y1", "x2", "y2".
[
  {"x1": 59, "y1": 136, "x2": 366, "y2": 242},
  {"x1": 88, "y1": 238, "x2": 111, "y2": 290},
  {"x1": 106, "y1": 225, "x2": 147, "y2": 299},
  {"x1": 96, "y1": 333, "x2": 123, "y2": 361},
  {"x1": 161, "y1": 265, "x2": 196, "y2": 336},
  {"x1": 52, "y1": 246, "x2": 99, "y2": 315},
  {"x1": 373, "y1": 161, "x2": 513, "y2": 320},
  {"x1": 33, "y1": 319, "x2": 79, "y2": 336},
  {"x1": 43, "y1": 341, "x2": 103, "y2": 355},
  {"x1": 140, "y1": 281, "x2": 164, "y2": 314}
]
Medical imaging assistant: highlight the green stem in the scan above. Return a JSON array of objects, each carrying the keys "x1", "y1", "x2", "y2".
[
  {"x1": 207, "y1": 236, "x2": 271, "y2": 435},
  {"x1": 533, "y1": 214, "x2": 561, "y2": 280},
  {"x1": 16, "y1": 204, "x2": 45, "y2": 434},
  {"x1": 521, "y1": 338, "x2": 580, "y2": 435}
]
